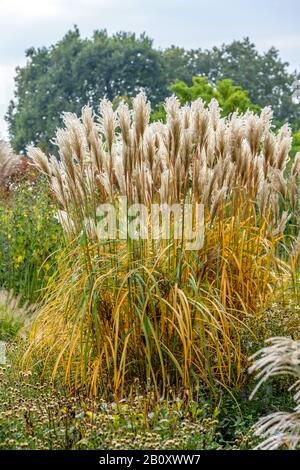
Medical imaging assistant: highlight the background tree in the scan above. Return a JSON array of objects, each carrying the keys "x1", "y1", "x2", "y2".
[
  {"x1": 6, "y1": 31, "x2": 300, "y2": 152},
  {"x1": 6, "y1": 28, "x2": 168, "y2": 152},
  {"x1": 191, "y1": 38, "x2": 300, "y2": 127}
]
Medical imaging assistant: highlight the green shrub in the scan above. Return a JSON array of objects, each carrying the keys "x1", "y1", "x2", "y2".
[
  {"x1": 0, "y1": 178, "x2": 64, "y2": 302},
  {"x1": 291, "y1": 129, "x2": 300, "y2": 157}
]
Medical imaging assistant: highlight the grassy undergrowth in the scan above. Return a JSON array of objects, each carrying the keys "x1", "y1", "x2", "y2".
[{"x1": 0, "y1": 342, "x2": 296, "y2": 450}]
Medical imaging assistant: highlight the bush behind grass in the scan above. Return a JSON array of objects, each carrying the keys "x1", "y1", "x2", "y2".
[{"x1": 0, "y1": 178, "x2": 64, "y2": 302}]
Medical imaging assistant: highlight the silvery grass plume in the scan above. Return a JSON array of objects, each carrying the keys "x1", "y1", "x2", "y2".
[
  {"x1": 0, "y1": 139, "x2": 18, "y2": 184},
  {"x1": 0, "y1": 289, "x2": 34, "y2": 338},
  {"x1": 24, "y1": 94, "x2": 300, "y2": 396},
  {"x1": 249, "y1": 337, "x2": 300, "y2": 450},
  {"x1": 27, "y1": 93, "x2": 300, "y2": 241}
]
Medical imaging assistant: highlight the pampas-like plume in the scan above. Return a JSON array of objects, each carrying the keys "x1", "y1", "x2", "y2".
[
  {"x1": 0, "y1": 139, "x2": 18, "y2": 183},
  {"x1": 276, "y1": 124, "x2": 292, "y2": 171},
  {"x1": 27, "y1": 92, "x2": 297, "y2": 240},
  {"x1": 210, "y1": 186, "x2": 227, "y2": 222},
  {"x1": 249, "y1": 337, "x2": 300, "y2": 450},
  {"x1": 273, "y1": 210, "x2": 291, "y2": 238},
  {"x1": 0, "y1": 289, "x2": 33, "y2": 337},
  {"x1": 292, "y1": 152, "x2": 300, "y2": 177},
  {"x1": 25, "y1": 92, "x2": 300, "y2": 398},
  {"x1": 27, "y1": 147, "x2": 51, "y2": 181},
  {"x1": 133, "y1": 91, "x2": 150, "y2": 142},
  {"x1": 57, "y1": 210, "x2": 76, "y2": 239}
]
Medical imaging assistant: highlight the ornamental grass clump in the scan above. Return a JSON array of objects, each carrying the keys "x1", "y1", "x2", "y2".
[
  {"x1": 249, "y1": 337, "x2": 300, "y2": 450},
  {"x1": 25, "y1": 93, "x2": 300, "y2": 397}
]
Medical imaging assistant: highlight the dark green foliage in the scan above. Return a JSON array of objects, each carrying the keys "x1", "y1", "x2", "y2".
[
  {"x1": 189, "y1": 38, "x2": 300, "y2": 127},
  {"x1": 7, "y1": 28, "x2": 168, "y2": 152},
  {"x1": 6, "y1": 31, "x2": 300, "y2": 153}
]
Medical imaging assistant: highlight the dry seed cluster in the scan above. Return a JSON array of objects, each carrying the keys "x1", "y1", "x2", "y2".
[
  {"x1": 0, "y1": 139, "x2": 18, "y2": 184},
  {"x1": 29, "y1": 94, "x2": 300, "y2": 240}
]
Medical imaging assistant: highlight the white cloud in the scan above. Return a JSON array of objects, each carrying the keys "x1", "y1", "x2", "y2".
[
  {"x1": 0, "y1": 64, "x2": 19, "y2": 138},
  {"x1": 0, "y1": 0, "x2": 63, "y2": 19},
  {"x1": 270, "y1": 35, "x2": 300, "y2": 49},
  {"x1": 0, "y1": 0, "x2": 299, "y2": 141}
]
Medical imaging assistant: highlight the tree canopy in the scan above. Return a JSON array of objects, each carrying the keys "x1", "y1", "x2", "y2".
[
  {"x1": 6, "y1": 29, "x2": 300, "y2": 152},
  {"x1": 186, "y1": 38, "x2": 300, "y2": 126},
  {"x1": 7, "y1": 28, "x2": 170, "y2": 152}
]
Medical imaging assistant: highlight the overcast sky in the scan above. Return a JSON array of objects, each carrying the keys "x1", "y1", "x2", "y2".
[{"x1": 1, "y1": 0, "x2": 300, "y2": 138}]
